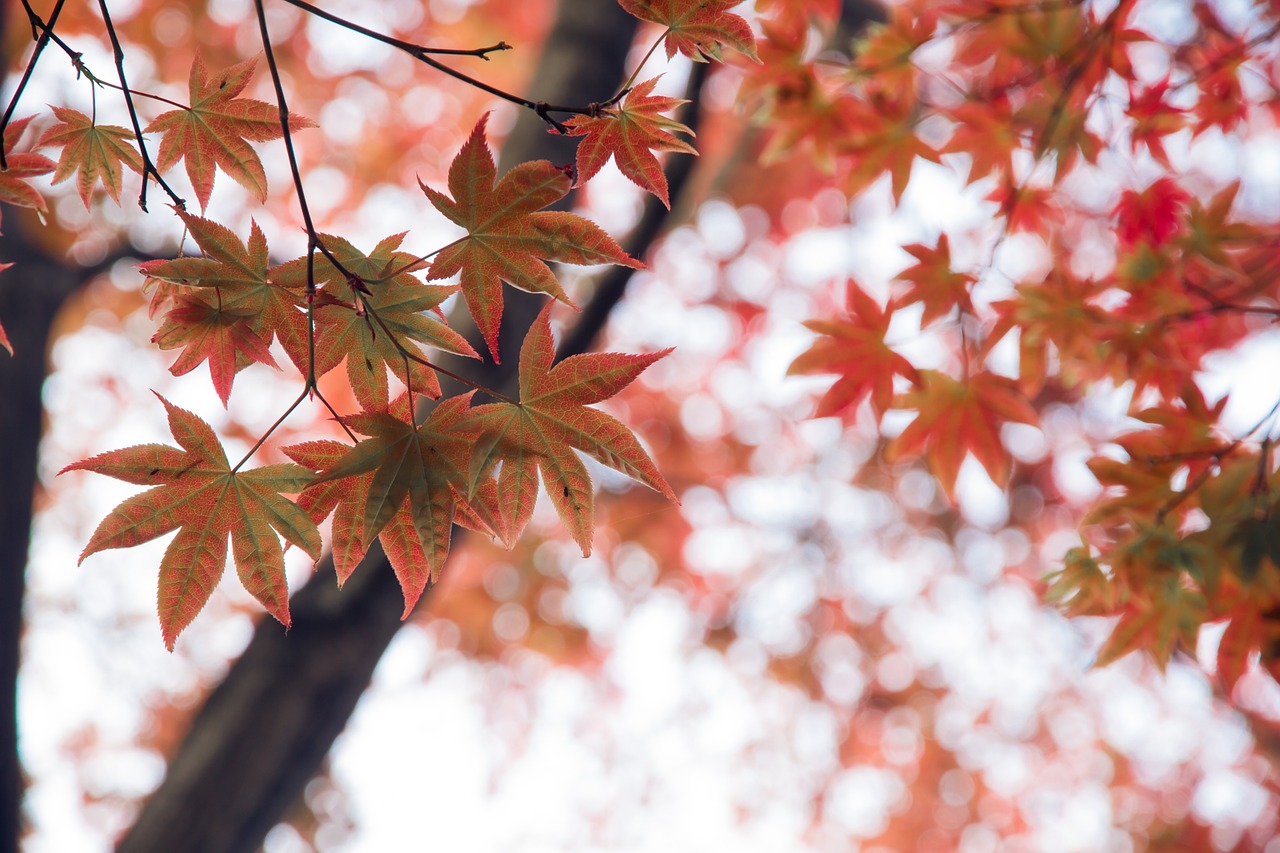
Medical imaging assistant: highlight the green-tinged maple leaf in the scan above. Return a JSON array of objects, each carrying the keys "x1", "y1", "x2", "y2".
[
  {"x1": 986, "y1": 269, "x2": 1107, "y2": 395},
  {"x1": 37, "y1": 106, "x2": 142, "y2": 207},
  {"x1": 618, "y1": 0, "x2": 759, "y2": 62},
  {"x1": 62, "y1": 394, "x2": 321, "y2": 650},
  {"x1": 285, "y1": 394, "x2": 487, "y2": 614},
  {"x1": 145, "y1": 53, "x2": 316, "y2": 210},
  {"x1": 292, "y1": 232, "x2": 477, "y2": 410},
  {"x1": 139, "y1": 211, "x2": 311, "y2": 399},
  {"x1": 0, "y1": 115, "x2": 55, "y2": 219},
  {"x1": 1044, "y1": 544, "x2": 1115, "y2": 616},
  {"x1": 787, "y1": 279, "x2": 922, "y2": 423},
  {"x1": 464, "y1": 303, "x2": 676, "y2": 555},
  {"x1": 886, "y1": 369, "x2": 1038, "y2": 497},
  {"x1": 1094, "y1": 574, "x2": 1206, "y2": 672},
  {"x1": 421, "y1": 114, "x2": 642, "y2": 362},
  {"x1": 564, "y1": 76, "x2": 696, "y2": 209}
]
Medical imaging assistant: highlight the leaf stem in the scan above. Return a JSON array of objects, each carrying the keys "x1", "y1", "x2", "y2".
[
  {"x1": 613, "y1": 30, "x2": 668, "y2": 104},
  {"x1": 232, "y1": 389, "x2": 308, "y2": 473}
]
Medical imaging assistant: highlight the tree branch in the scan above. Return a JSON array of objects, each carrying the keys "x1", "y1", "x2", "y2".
[{"x1": 114, "y1": 5, "x2": 643, "y2": 851}]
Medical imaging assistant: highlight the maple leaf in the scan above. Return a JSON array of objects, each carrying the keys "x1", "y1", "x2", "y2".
[
  {"x1": 37, "y1": 106, "x2": 143, "y2": 207},
  {"x1": 564, "y1": 76, "x2": 696, "y2": 209},
  {"x1": 1114, "y1": 176, "x2": 1190, "y2": 250},
  {"x1": 296, "y1": 232, "x2": 477, "y2": 410},
  {"x1": 421, "y1": 114, "x2": 642, "y2": 361},
  {"x1": 618, "y1": 0, "x2": 759, "y2": 62},
  {"x1": 886, "y1": 370, "x2": 1038, "y2": 497},
  {"x1": 1126, "y1": 78, "x2": 1185, "y2": 168},
  {"x1": 986, "y1": 269, "x2": 1108, "y2": 394},
  {"x1": 464, "y1": 303, "x2": 676, "y2": 555},
  {"x1": 1044, "y1": 543, "x2": 1115, "y2": 617},
  {"x1": 145, "y1": 54, "x2": 316, "y2": 210},
  {"x1": 151, "y1": 293, "x2": 278, "y2": 406},
  {"x1": 787, "y1": 279, "x2": 922, "y2": 423},
  {"x1": 140, "y1": 211, "x2": 311, "y2": 402},
  {"x1": 1095, "y1": 573, "x2": 1206, "y2": 672},
  {"x1": 62, "y1": 394, "x2": 321, "y2": 650},
  {"x1": 285, "y1": 394, "x2": 486, "y2": 614},
  {"x1": 1216, "y1": 606, "x2": 1280, "y2": 694},
  {"x1": 895, "y1": 234, "x2": 974, "y2": 326},
  {"x1": 0, "y1": 115, "x2": 55, "y2": 221}
]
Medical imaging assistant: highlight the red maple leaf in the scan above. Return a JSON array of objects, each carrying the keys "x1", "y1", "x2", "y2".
[
  {"x1": 887, "y1": 369, "x2": 1038, "y2": 497},
  {"x1": 895, "y1": 234, "x2": 974, "y2": 326},
  {"x1": 421, "y1": 114, "x2": 642, "y2": 362},
  {"x1": 1114, "y1": 176, "x2": 1190, "y2": 250},
  {"x1": 0, "y1": 115, "x2": 55, "y2": 223},
  {"x1": 140, "y1": 212, "x2": 311, "y2": 403},
  {"x1": 618, "y1": 0, "x2": 759, "y2": 62},
  {"x1": 787, "y1": 279, "x2": 922, "y2": 423},
  {"x1": 564, "y1": 76, "x2": 696, "y2": 209},
  {"x1": 151, "y1": 294, "x2": 278, "y2": 406}
]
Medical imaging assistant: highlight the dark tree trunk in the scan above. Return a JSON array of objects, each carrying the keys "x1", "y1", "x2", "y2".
[{"x1": 0, "y1": 214, "x2": 92, "y2": 847}]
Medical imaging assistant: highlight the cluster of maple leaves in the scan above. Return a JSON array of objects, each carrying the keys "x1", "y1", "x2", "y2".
[
  {"x1": 778, "y1": 0, "x2": 1280, "y2": 690},
  {"x1": 0, "y1": 0, "x2": 758, "y2": 649},
  {"x1": 5, "y1": 0, "x2": 1280, "y2": 690}
]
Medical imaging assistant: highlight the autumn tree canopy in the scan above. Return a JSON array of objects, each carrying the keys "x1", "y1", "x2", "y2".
[{"x1": 8, "y1": 0, "x2": 1280, "y2": 849}]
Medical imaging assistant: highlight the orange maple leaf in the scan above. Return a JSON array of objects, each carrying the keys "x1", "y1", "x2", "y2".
[
  {"x1": 140, "y1": 212, "x2": 311, "y2": 403},
  {"x1": 62, "y1": 394, "x2": 321, "y2": 650},
  {"x1": 146, "y1": 54, "x2": 315, "y2": 210},
  {"x1": 464, "y1": 303, "x2": 676, "y2": 555},
  {"x1": 887, "y1": 370, "x2": 1038, "y2": 497},
  {"x1": 618, "y1": 0, "x2": 759, "y2": 62},
  {"x1": 421, "y1": 114, "x2": 642, "y2": 362},
  {"x1": 38, "y1": 106, "x2": 143, "y2": 207},
  {"x1": 787, "y1": 279, "x2": 922, "y2": 423},
  {"x1": 564, "y1": 76, "x2": 696, "y2": 209}
]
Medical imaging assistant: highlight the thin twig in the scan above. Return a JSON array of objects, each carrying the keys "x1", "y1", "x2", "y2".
[
  {"x1": 276, "y1": 0, "x2": 594, "y2": 130},
  {"x1": 96, "y1": 0, "x2": 185, "y2": 210},
  {"x1": 1, "y1": 0, "x2": 69, "y2": 169},
  {"x1": 232, "y1": 389, "x2": 309, "y2": 473}
]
